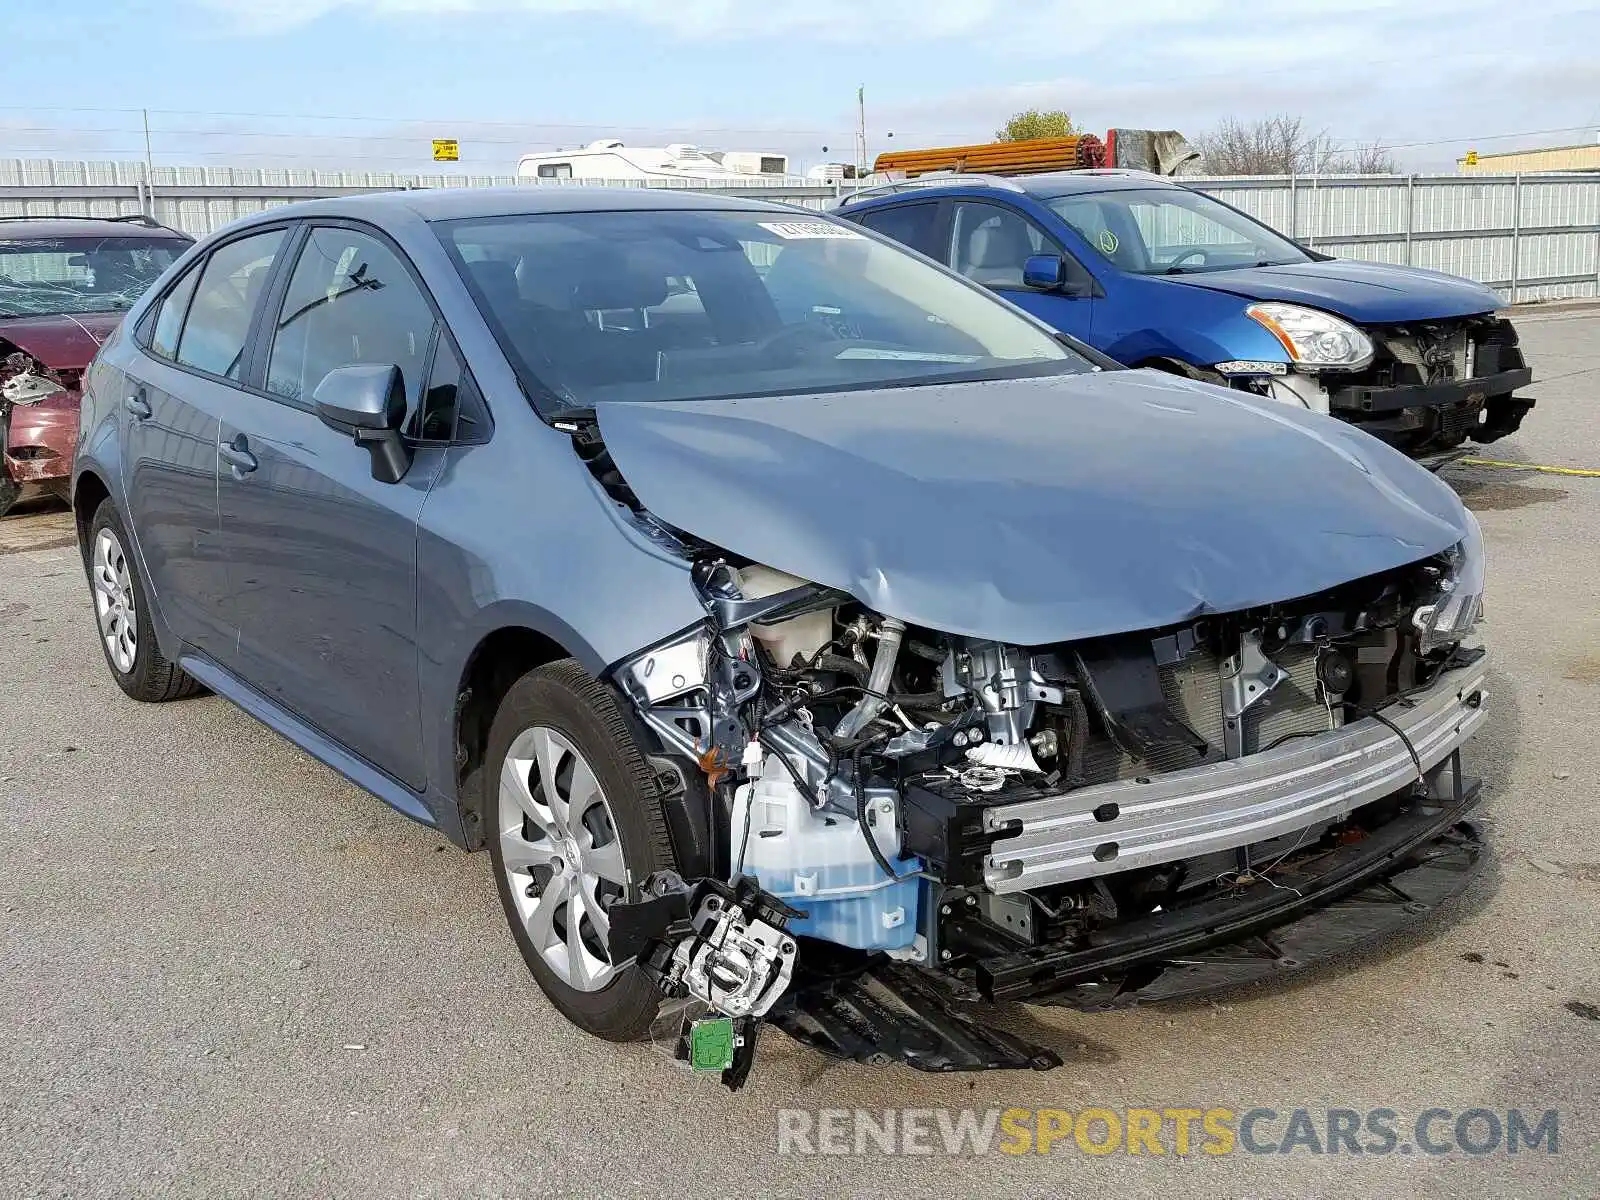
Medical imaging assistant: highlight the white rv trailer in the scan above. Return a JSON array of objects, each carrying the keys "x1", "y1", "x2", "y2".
[
  {"x1": 716, "y1": 150, "x2": 791, "y2": 176},
  {"x1": 517, "y1": 140, "x2": 790, "y2": 182}
]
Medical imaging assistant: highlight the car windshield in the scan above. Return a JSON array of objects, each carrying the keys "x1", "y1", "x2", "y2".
[
  {"x1": 436, "y1": 209, "x2": 1087, "y2": 408},
  {"x1": 0, "y1": 235, "x2": 190, "y2": 317},
  {"x1": 1046, "y1": 188, "x2": 1311, "y2": 275}
]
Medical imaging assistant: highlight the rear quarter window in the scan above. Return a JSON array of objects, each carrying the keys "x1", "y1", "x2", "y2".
[
  {"x1": 850, "y1": 202, "x2": 942, "y2": 258},
  {"x1": 174, "y1": 228, "x2": 286, "y2": 380},
  {"x1": 149, "y1": 264, "x2": 201, "y2": 360}
]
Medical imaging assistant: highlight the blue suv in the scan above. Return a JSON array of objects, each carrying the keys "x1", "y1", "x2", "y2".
[{"x1": 837, "y1": 171, "x2": 1534, "y2": 459}]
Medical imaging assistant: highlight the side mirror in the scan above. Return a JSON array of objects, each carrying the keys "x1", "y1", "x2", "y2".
[
  {"x1": 1023, "y1": 253, "x2": 1094, "y2": 298},
  {"x1": 313, "y1": 363, "x2": 412, "y2": 484},
  {"x1": 1022, "y1": 254, "x2": 1065, "y2": 291}
]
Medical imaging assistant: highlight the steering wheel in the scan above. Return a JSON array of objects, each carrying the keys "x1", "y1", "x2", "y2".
[{"x1": 1166, "y1": 248, "x2": 1209, "y2": 271}]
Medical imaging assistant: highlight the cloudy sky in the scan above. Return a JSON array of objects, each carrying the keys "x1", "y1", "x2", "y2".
[{"x1": 5, "y1": 0, "x2": 1598, "y2": 174}]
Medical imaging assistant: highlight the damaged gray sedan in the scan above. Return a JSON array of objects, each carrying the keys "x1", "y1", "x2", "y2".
[{"x1": 74, "y1": 188, "x2": 1489, "y2": 1087}]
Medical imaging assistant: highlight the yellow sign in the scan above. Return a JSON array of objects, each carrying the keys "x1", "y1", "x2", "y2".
[
  {"x1": 1464, "y1": 149, "x2": 1479, "y2": 167},
  {"x1": 1098, "y1": 229, "x2": 1119, "y2": 255},
  {"x1": 432, "y1": 139, "x2": 460, "y2": 163}
]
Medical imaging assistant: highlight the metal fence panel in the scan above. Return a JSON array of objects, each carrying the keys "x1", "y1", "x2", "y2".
[
  {"x1": 3, "y1": 159, "x2": 1597, "y2": 301},
  {"x1": 0, "y1": 158, "x2": 841, "y2": 237},
  {"x1": 1175, "y1": 171, "x2": 1600, "y2": 302}
]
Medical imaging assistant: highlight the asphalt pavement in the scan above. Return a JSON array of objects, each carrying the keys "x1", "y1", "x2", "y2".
[{"x1": 1, "y1": 310, "x2": 1596, "y2": 1198}]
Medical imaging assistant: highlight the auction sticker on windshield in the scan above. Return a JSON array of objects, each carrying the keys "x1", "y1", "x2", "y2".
[{"x1": 759, "y1": 221, "x2": 865, "y2": 240}]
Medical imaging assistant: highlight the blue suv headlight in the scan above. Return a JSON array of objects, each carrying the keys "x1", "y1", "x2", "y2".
[{"x1": 1245, "y1": 302, "x2": 1375, "y2": 371}]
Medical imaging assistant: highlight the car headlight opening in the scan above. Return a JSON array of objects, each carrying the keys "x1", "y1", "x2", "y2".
[{"x1": 1413, "y1": 510, "x2": 1486, "y2": 654}]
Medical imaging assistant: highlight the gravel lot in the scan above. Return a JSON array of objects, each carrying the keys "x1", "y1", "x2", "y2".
[{"x1": 1, "y1": 310, "x2": 1596, "y2": 1198}]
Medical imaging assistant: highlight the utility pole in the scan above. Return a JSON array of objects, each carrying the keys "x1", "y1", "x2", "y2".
[
  {"x1": 855, "y1": 85, "x2": 866, "y2": 180},
  {"x1": 142, "y1": 108, "x2": 156, "y2": 217}
]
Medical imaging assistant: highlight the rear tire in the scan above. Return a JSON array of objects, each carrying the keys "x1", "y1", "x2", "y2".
[
  {"x1": 487, "y1": 659, "x2": 678, "y2": 1042},
  {"x1": 85, "y1": 500, "x2": 202, "y2": 702},
  {"x1": 0, "y1": 470, "x2": 18, "y2": 519}
]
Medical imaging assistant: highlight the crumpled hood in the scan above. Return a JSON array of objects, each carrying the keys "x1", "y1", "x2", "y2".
[
  {"x1": 1167, "y1": 260, "x2": 1503, "y2": 324},
  {"x1": 0, "y1": 313, "x2": 118, "y2": 370},
  {"x1": 595, "y1": 370, "x2": 1470, "y2": 646}
]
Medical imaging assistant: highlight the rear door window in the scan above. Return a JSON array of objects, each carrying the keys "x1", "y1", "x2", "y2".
[
  {"x1": 852, "y1": 202, "x2": 942, "y2": 258},
  {"x1": 265, "y1": 226, "x2": 436, "y2": 416},
  {"x1": 174, "y1": 229, "x2": 287, "y2": 379}
]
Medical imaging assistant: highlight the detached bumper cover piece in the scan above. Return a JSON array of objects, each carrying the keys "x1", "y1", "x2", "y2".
[
  {"x1": 982, "y1": 655, "x2": 1488, "y2": 893},
  {"x1": 772, "y1": 958, "x2": 1062, "y2": 1074}
]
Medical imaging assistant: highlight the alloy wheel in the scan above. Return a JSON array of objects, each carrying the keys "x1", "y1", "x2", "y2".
[{"x1": 91, "y1": 528, "x2": 137, "y2": 674}]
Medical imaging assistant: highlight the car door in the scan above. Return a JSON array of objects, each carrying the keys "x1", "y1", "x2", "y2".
[
  {"x1": 120, "y1": 226, "x2": 289, "y2": 660},
  {"x1": 945, "y1": 199, "x2": 1096, "y2": 343},
  {"x1": 214, "y1": 221, "x2": 448, "y2": 790}
]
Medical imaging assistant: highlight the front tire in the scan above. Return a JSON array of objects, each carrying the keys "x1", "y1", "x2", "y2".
[
  {"x1": 85, "y1": 500, "x2": 202, "y2": 702},
  {"x1": 487, "y1": 659, "x2": 678, "y2": 1041}
]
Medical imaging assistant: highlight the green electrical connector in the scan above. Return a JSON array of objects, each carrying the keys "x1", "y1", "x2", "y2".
[{"x1": 687, "y1": 1017, "x2": 737, "y2": 1073}]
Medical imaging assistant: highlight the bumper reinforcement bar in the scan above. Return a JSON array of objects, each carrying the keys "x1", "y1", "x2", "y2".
[
  {"x1": 981, "y1": 657, "x2": 1488, "y2": 893},
  {"x1": 1329, "y1": 367, "x2": 1531, "y2": 413},
  {"x1": 978, "y1": 765, "x2": 1482, "y2": 1006}
]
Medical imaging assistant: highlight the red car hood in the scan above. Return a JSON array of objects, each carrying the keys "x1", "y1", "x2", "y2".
[{"x1": 0, "y1": 312, "x2": 120, "y2": 371}]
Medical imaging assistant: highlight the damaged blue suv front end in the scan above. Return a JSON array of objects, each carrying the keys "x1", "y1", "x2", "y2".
[{"x1": 836, "y1": 172, "x2": 1534, "y2": 464}]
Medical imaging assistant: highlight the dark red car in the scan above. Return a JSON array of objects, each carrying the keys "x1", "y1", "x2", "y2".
[{"x1": 1, "y1": 216, "x2": 191, "y2": 516}]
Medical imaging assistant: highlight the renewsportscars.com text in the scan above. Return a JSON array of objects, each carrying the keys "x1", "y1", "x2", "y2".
[{"x1": 776, "y1": 1106, "x2": 1560, "y2": 1158}]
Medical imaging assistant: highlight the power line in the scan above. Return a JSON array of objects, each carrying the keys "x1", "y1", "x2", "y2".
[
  {"x1": 1361, "y1": 124, "x2": 1599, "y2": 151},
  {"x1": 1312, "y1": 123, "x2": 1599, "y2": 152}
]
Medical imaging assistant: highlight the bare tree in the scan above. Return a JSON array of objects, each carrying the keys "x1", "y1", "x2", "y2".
[
  {"x1": 1195, "y1": 114, "x2": 1397, "y2": 175},
  {"x1": 1347, "y1": 139, "x2": 1399, "y2": 174}
]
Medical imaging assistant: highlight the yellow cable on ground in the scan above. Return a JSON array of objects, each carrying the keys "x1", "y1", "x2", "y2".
[{"x1": 1458, "y1": 458, "x2": 1600, "y2": 479}]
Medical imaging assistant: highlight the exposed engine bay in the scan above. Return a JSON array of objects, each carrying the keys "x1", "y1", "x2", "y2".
[{"x1": 596, "y1": 478, "x2": 1490, "y2": 1087}]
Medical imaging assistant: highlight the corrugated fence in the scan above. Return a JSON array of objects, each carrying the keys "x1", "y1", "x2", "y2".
[
  {"x1": 0, "y1": 159, "x2": 840, "y2": 234},
  {"x1": 3, "y1": 159, "x2": 1598, "y2": 303},
  {"x1": 1189, "y1": 173, "x2": 1600, "y2": 303}
]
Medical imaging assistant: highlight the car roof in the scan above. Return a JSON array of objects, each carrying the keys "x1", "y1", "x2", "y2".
[
  {"x1": 0, "y1": 215, "x2": 192, "y2": 240},
  {"x1": 1020, "y1": 171, "x2": 1188, "y2": 198},
  {"x1": 252, "y1": 186, "x2": 808, "y2": 225},
  {"x1": 839, "y1": 170, "x2": 1187, "y2": 210}
]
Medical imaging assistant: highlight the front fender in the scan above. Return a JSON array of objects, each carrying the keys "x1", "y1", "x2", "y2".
[{"x1": 1098, "y1": 275, "x2": 1292, "y2": 370}]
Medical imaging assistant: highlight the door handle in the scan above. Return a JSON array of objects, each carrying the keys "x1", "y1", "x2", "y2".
[
  {"x1": 123, "y1": 389, "x2": 152, "y2": 421},
  {"x1": 219, "y1": 436, "x2": 258, "y2": 478}
]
